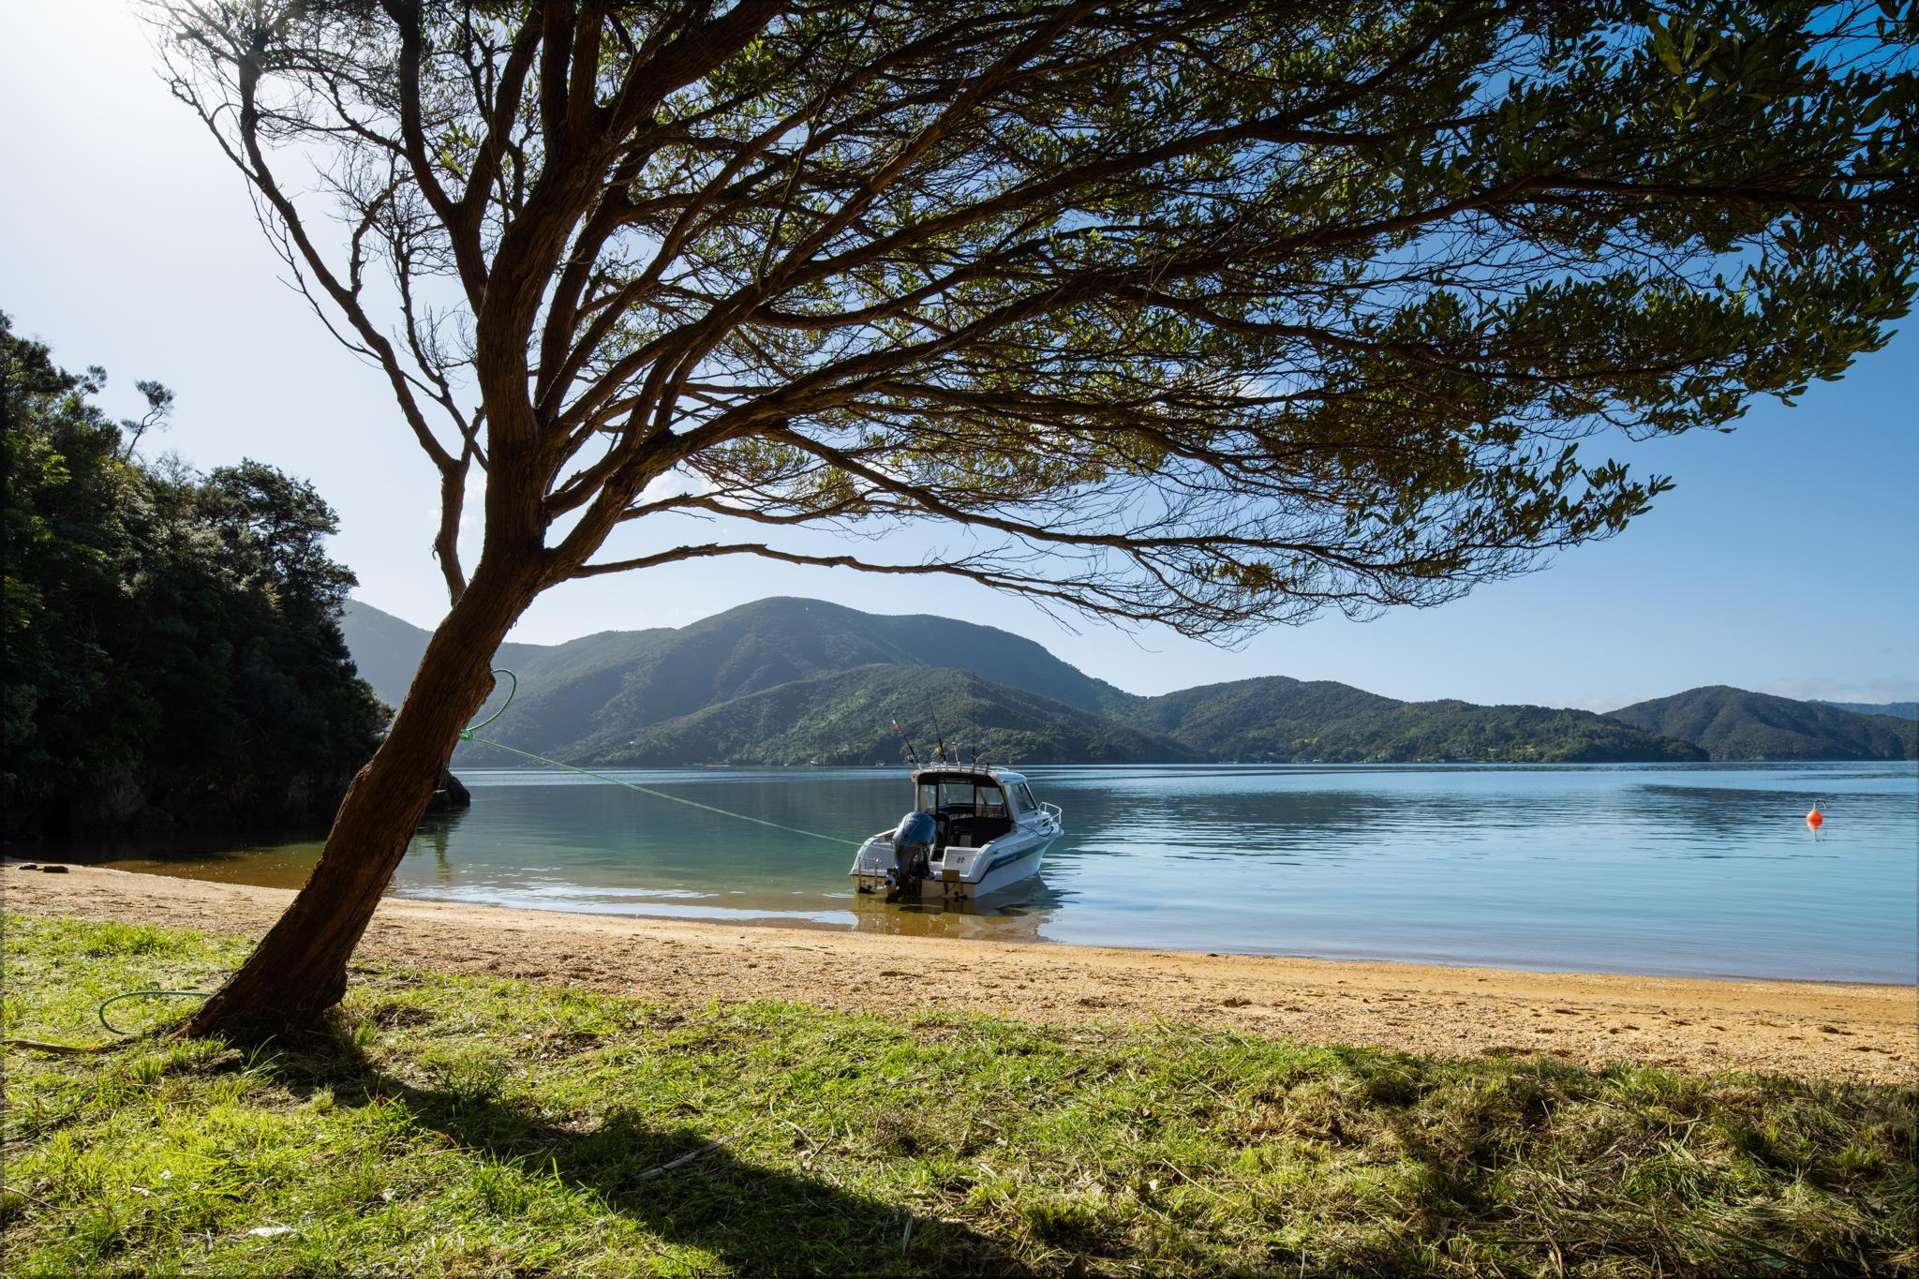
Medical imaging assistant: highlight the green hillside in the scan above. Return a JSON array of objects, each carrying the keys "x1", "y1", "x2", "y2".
[
  {"x1": 1119, "y1": 677, "x2": 1704, "y2": 763},
  {"x1": 345, "y1": 599, "x2": 1902, "y2": 767},
  {"x1": 551, "y1": 597, "x2": 1128, "y2": 742},
  {"x1": 1121, "y1": 677, "x2": 1397, "y2": 755},
  {"x1": 575, "y1": 664, "x2": 1196, "y2": 767},
  {"x1": 347, "y1": 597, "x2": 1131, "y2": 761},
  {"x1": 1608, "y1": 687, "x2": 1919, "y2": 760},
  {"x1": 1319, "y1": 701, "x2": 1707, "y2": 764}
]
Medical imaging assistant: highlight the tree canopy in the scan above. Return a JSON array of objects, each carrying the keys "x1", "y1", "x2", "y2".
[
  {"x1": 0, "y1": 313, "x2": 387, "y2": 837},
  {"x1": 154, "y1": 0, "x2": 1918, "y2": 637},
  {"x1": 144, "y1": 0, "x2": 1919, "y2": 1031}
]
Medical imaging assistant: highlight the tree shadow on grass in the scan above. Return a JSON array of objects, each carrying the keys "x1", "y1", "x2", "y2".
[{"x1": 250, "y1": 1018, "x2": 1041, "y2": 1278}]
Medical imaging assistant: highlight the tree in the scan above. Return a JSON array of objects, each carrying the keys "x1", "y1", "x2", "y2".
[
  {"x1": 147, "y1": 0, "x2": 1917, "y2": 1033},
  {"x1": 2, "y1": 316, "x2": 136, "y2": 813},
  {"x1": 1, "y1": 314, "x2": 387, "y2": 836},
  {"x1": 118, "y1": 379, "x2": 174, "y2": 460},
  {"x1": 198, "y1": 460, "x2": 360, "y2": 619}
]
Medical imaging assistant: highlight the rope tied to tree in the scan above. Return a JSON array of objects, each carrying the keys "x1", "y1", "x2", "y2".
[
  {"x1": 458, "y1": 670, "x2": 860, "y2": 847},
  {"x1": 457, "y1": 668, "x2": 517, "y2": 740}
]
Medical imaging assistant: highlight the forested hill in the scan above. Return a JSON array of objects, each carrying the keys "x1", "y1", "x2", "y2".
[
  {"x1": 345, "y1": 596, "x2": 1135, "y2": 760},
  {"x1": 1608, "y1": 687, "x2": 1919, "y2": 760},
  {"x1": 347, "y1": 599, "x2": 1703, "y2": 766},
  {"x1": 3, "y1": 315, "x2": 386, "y2": 836},
  {"x1": 577, "y1": 665, "x2": 1198, "y2": 767}
]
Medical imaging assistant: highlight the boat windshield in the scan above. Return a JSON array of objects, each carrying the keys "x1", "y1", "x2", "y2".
[{"x1": 918, "y1": 779, "x2": 1007, "y2": 816}]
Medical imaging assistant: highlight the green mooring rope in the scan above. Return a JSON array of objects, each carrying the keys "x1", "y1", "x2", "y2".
[
  {"x1": 459, "y1": 669, "x2": 858, "y2": 847},
  {"x1": 4, "y1": 989, "x2": 211, "y2": 1054},
  {"x1": 98, "y1": 990, "x2": 209, "y2": 1035},
  {"x1": 460, "y1": 669, "x2": 517, "y2": 738}
]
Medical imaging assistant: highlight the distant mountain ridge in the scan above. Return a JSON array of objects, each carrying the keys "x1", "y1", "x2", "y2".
[
  {"x1": 1607, "y1": 687, "x2": 1917, "y2": 761},
  {"x1": 341, "y1": 598, "x2": 1902, "y2": 766},
  {"x1": 1817, "y1": 700, "x2": 1918, "y2": 722},
  {"x1": 1123, "y1": 680, "x2": 1705, "y2": 763}
]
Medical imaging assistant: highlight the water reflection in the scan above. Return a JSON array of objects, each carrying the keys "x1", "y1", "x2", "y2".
[
  {"x1": 414, "y1": 807, "x2": 470, "y2": 884},
  {"x1": 50, "y1": 762, "x2": 1919, "y2": 982},
  {"x1": 847, "y1": 881, "x2": 1068, "y2": 945}
]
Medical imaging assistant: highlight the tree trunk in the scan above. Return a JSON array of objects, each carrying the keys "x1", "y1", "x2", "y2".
[{"x1": 182, "y1": 561, "x2": 536, "y2": 1037}]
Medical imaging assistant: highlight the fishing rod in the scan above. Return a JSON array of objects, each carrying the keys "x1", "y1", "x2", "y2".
[{"x1": 890, "y1": 719, "x2": 921, "y2": 768}]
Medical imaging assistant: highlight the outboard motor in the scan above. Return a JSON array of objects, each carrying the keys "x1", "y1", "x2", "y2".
[{"x1": 887, "y1": 810, "x2": 937, "y2": 901}]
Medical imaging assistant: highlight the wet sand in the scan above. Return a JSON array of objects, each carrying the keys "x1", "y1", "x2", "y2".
[{"x1": 4, "y1": 864, "x2": 1912, "y2": 1083}]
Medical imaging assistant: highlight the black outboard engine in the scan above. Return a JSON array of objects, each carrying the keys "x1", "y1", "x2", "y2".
[{"x1": 887, "y1": 810, "x2": 937, "y2": 901}]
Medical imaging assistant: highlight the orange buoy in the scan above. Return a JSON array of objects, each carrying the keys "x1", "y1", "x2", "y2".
[{"x1": 1806, "y1": 806, "x2": 1824, "y2": 829}]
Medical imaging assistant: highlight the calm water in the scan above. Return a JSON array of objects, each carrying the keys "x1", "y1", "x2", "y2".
[{"x1": 83, "y1": 762, "x2": 1916, "y2": 982}]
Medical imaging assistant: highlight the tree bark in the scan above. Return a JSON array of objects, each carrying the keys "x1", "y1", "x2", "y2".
[{"x1": 182, "y1": 559, "x2": 537, "y2": 1037}]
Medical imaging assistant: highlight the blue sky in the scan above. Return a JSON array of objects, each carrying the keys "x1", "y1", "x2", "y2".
[{"x1": 5, "y1": 1, "x2": 1915, "y2": 709}]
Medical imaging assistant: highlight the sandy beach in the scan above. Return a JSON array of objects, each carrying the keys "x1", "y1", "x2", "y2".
[{"x1": 4, "y1": 863, "x2": 1911, "y2": 1083}]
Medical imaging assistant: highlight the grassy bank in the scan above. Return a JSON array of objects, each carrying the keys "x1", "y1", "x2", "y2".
[{"x1": 2, "y1": 914, "x2": 1912, "y2": 1277}]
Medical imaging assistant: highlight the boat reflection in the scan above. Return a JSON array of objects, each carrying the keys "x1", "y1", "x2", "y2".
[{"x1": 846, "y1": 877, "x2": 1065, "y2": 944}]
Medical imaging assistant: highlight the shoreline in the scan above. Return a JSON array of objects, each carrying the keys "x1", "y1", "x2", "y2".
[
  {"x1": 380, "y1": 888, "x2": 1918, "y2": 990},
  {"x1": 26, "y1": 854, "x2": 1913, "y2": 989},
  {"x1": 5, "y1": 863, "x2": 1913, "y2": 1083}
]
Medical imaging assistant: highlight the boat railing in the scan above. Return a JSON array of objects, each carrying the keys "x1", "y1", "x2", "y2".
[{"x1": 1040, "y1": 801, "x2": 1063, "y2": 826}]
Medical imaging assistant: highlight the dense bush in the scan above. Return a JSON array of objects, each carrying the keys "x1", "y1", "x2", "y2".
[{"x1": 1, "y1": 311, "x2": 385, "y2": 836}]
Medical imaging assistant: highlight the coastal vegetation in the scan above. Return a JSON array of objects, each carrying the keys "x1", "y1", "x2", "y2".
[
  {"x1": 0, "y1": 317, "x2": 384, "y2": 837},
  {"x1": 6, "y1": 914, "x2": 1914, "y2": 1277}
]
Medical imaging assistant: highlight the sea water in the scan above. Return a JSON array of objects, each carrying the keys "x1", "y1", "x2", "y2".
[{"x1": 84, "y1": 762, "x2": 1916, "y2": 982}]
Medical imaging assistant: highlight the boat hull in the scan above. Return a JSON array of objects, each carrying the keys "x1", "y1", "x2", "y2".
[{"x1": 850, "y1": 828, "x2": 1058, "y2": 901}]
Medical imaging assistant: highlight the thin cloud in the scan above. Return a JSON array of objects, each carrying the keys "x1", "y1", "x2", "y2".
[{"x1": 1762, "y1": 676, "x2": 1919, "y2": 705}]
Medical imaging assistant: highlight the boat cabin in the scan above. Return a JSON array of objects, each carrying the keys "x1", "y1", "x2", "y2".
[{"x1": 912, "y1": 766, "x2": 1044, "y2": 849}]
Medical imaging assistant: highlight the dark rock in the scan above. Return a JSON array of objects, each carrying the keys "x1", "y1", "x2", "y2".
[
  {"x1": 17, "y1": 863, "x2": 39, "y2": 871},
  {"x1": 40, "y1": 864, "x2": 69, "y2": 874},
  {"x1": 422, "y1": 770, "x2": 472, "y2": 816}
]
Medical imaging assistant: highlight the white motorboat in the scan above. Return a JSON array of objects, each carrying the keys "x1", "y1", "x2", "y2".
[{"x1": 850, "y1": 765, "x2": 1062, "y2": 902}]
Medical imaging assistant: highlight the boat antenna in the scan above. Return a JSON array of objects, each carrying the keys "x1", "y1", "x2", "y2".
[
  {"x1": 933, "y1": 719, "x2": 949, "y2": 764},
  {"x1": 890, "y1": 720, "x2": 920, "y2": 768}
]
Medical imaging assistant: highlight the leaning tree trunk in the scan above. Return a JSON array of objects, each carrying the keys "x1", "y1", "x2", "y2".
[{"x1": 182, "y1": 561, "x2": 537, "y2": 1037}]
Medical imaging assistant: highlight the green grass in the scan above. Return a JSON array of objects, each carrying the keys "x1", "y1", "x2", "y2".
[{"x1": 3, "y1": 914, "x2": 1913, "y2": 1277}]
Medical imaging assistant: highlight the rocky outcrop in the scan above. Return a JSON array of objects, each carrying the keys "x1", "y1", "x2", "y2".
[{"x1": 423, "y1": 770, "x2": 471, "y2": 815}]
